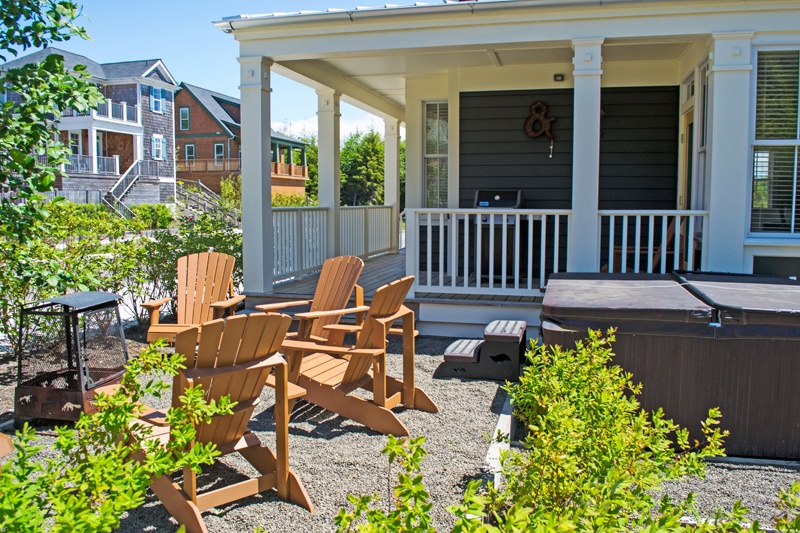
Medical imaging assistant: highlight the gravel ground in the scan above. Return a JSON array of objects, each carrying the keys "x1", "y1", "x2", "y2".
[{"x1": 1, "y1": 331, "x2": 798, "y2": 531}]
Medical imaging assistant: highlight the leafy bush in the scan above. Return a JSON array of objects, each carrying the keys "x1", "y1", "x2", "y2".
[
  {"x1": 272, "y1": 193, "x2": 308, "y2": 207},
  {"x1": 338, "y1": 331, "x2": 800, "y2": 532},
  {"x1": 219, "y1": 174, "x2": 242, "y2": 211},
  {"x1": 130, "y1": 203, "x2": 173, "y2": 230},
  {"x1": 0, "y1": 342, "x2": 232, "y2": 532}
]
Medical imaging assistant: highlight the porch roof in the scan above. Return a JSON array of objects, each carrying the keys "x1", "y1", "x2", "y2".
[{"x1": 213, "y1": 0, "x2": 788, "y2": 120}]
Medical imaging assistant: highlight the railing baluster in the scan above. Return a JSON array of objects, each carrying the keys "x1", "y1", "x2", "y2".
[
  {"x1": 687, "y1": 216, "x2": 696, "y2": 270},
  {"x1": 540, "y1": 214, "x2": 547, "y2": 288},
  {"x1": 634, "y1": 216, "x2": 642, "y2": 273},
  {"x1": 553, "y1": 214, "x2": 560, "y2": 276}
]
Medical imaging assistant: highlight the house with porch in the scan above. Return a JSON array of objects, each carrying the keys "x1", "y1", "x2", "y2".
[
  {"x1": 1, "y1": 49, "x2": 178, "y2": 212},
  {"x1": 175, "y1": 82, "x2": 309, "y2": 197},
  {"x1": 215, "y1": 0, "x2": 800, "y2": 335}
]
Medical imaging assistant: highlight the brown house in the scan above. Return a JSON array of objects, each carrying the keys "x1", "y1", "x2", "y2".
[{"x1": 175, "y1": 83, "x2": 308, "y2": 197}]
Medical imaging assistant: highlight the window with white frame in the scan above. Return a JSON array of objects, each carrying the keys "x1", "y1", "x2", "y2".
[
  {"x1": 151, "y1": 134, "x2": 166, "y2": 160},
  {"x1": 68, "y1": 131, "x2": 81, "y2": 155},
  {"x1": 179, "y1": 107, "x2": 190, "y2": 130},
  {"x1": 750, "y1": 50, "x2": 800, "y2": 234},
  {"x1": 214, "y1": 143, "x2": 224, "y2": 165},
  {"x1": 424, "y1": 102, "x2": 448, "y2": 208},
  {"x1": 150, "y1": 86, "x2": 167, "y2": 114},
  {"x1": 185, "y1": 144, "x2": 195, "y2": 160}
]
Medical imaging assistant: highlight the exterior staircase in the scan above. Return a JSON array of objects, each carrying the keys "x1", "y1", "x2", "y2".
[
  {"x1": 103, "y1": 160, "x2": 160, "y2": 219},
  {"x1": 175, "y1": 179, "x2": 240, "y2": 226}
]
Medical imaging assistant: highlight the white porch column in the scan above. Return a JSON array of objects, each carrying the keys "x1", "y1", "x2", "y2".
[
  {"x1": 238, "y1": 56, "x2": 274, "y2": 294},
  {"x1": 317, "y1": 88, "x2": 341, "y2": 258},
  {"x1": 384, "y1": 118, "x2": 401, "y2": 252},
  {"x1": 133, "y1": 133, "x2": 142, "y2": 162},
  {"x1": 88, "y1": 126, "x2": 97, "y2": 174},
  {"x1": 568, "y1": 38, "x2": 604, "y2": 271},
  {"x1": 705, "y1": 32, "x2": 754, "y2": 272}
]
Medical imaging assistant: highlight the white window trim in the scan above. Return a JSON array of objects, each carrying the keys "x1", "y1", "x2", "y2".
[
  {"x1": 214, "y1": 143, "x2": 225, "y2": 166},
  {"x1": 69, "y1": 130, "x2": 82, "y2": 155},
  {"x1": 152, "y1": 134, "x2": 165, "y2": 160},
  {"x1": 179, "y1": 107, "x2": 190, "y2": 130}
]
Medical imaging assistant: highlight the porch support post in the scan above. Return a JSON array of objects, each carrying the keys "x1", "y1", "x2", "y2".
[
  {"x1": 133, "y1": 133, "x2": 142, "y2": 162},
  {"x1": 705, "y1": 32, "x2": 754, "y2": 272},
  {"x1": 88, "y1": 126, "x2": 97, "y2": 174},
  {"x1": 568, "y1": 38, "x2": 604, "y2": 272},
  {"x1": 384, "y1": 117, "x2": 401, "y2": 253},
  {"x1": 238, "y1": 55, "x2": 274, "y2": 294},
  {"x1": 317, "y1": 88, "x2": 341, "y2": 258}
]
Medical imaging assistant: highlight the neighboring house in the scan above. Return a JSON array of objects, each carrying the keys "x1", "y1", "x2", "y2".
[
  {"x1": 217, "y1": 0, "x2": 799, "y2": 331},
  {"x1": 2, "y1": 48, "x2": 178, "y2": 208},
  {"x1": 175, "y1": 82, "x2": 308, "y2": 197}
]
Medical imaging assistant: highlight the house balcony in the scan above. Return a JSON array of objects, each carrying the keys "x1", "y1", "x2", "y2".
[
  {"x1": 62, "y1": 154, "x2": 120, "y2": 176},
  {"x1": 176, "y1": 159, "x2": 308, "y2": 178},
  {"x1": 61, "y1": 99, "x2": 140, "y2": 125}
]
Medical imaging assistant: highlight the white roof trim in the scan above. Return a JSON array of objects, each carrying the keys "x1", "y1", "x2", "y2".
[{"x1": 142, "y1": 59, "x2": 178, "y2": 86}]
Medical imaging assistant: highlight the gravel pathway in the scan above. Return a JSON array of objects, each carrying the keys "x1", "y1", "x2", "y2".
[{"x1": 2, "y1": 333, "x2": 798, "y2": 531}]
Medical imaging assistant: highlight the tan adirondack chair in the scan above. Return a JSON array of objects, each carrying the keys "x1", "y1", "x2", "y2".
[
  {"x1": 139, "y1": 313, "x2": 313, "y2": 533},
  {"x1": 255, "y1": 255, "x2": 365, "y2": 345},
  {"x1": 0, "y1": 433, "x2": 12, "y2": 458},
  {"x1": 142, "y1": 252, "x2": 245, "y2": 343},
  {"x1": 282, "y1": 276, "x2": 438, "y2": 436}
]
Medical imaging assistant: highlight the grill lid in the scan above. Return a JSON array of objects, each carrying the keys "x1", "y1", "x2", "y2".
[{"x1": 473, "y1": 190, "x2": 522, "y2": 208}]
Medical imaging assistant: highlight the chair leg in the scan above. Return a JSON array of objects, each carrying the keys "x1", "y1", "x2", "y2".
[
  {"x1": 149, "y1": 474, "x2": 208, "y2": 533},
  {"x1": 384, "y1": 376, "x2": 439, "y2": 413},
  {"x1": 238, "y1": 441, "x2": 314, "y2": 513},
  {"x1": 299, "y1": 378, "x2": 410, "y2": 436}
]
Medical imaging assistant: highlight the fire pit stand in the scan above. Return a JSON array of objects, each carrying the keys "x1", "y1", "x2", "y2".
[{"x1": 15, "y1": 291, "x2": 129, "y2": 423}]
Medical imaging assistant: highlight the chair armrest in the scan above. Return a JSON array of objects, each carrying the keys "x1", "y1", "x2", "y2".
[
  {"x1": 255, "y1": 300, "x2": 311, "y2": 312},
  {"x1": 211, "y1": 294, "x2": 246, "y2": 309},
  {"x1": 323, "y1": 324, "x2": 362, "y2": 334},
  {"x1": 183, "y1": 353, "x2": 285, "y2": 382},
  {"x1": 295, "y1": 305, "x2": 371, "y2": 321},
  {"x1": 282, "y1": 338, "x2": 383, "y2": 357},
  {"x1": 141, "y1": 297, "x2": 172, "y2": 310}
]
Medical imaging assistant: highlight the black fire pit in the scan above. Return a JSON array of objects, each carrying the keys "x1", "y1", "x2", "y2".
[{"x1": 15, "y1": 291, "x2": 129, "y2": 423}]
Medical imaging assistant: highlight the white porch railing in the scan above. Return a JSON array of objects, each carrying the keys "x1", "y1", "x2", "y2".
[
  {"x1": 273, "y1": 207, "x2": 328, "y2": 280},
  {"x1": 340, "y1": 206, "x2": 394, "y2": 258},
  {"x1": 405, "y1": 208, "x2": 571, "y2": 296},
  {"x1": 598, "y1": 210, "x2": 709, "y2": 273}
]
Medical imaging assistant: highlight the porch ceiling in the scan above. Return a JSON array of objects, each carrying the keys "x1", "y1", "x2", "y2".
[{"x1": 273, "y1": 37, "x2": 697, "y2": 118}]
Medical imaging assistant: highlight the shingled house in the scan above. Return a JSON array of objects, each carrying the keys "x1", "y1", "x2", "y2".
[
  {"x1": 1, "y1": 48, "x2": 178, "y2": 208},
  {"x1": 175, "y1": 82, "x2": 308, "y2": 197}
]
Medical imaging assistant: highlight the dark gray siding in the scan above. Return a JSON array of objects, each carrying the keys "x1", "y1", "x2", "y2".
[
  {"x1": 458, "y1": 86, "x2": 679, "y2": 210},
  {"x1": 599, "y1": 86, "x2": 679, "y2": 210},
  {"x1": 460, "y1": 89, "x2": 573, "y2": 209}
]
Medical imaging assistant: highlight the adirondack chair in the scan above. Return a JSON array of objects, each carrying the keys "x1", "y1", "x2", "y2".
[
  {"x1": 282, "y1": 276, "x2": 438, "y2": 436},
  {"x1": 142, "y1": 252, "x2": 245, "y2": 343},
  {"x1": 0, "y1": 433, "x2": 12, "y2": 458},
  {"x1": 139, "y1": 313, "x2": 313, "y2": 533},
  {"x1": 255, "y1": 255, "x2": 365, "y2": 345}
]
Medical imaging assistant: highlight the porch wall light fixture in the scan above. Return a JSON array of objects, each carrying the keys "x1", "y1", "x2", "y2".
[{"x1": 554, "y1": 73, "x2": 565, "y2": 82}]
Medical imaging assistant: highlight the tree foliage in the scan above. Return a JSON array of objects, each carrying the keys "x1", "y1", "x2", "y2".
[
  {"x1": 0, "y1": 342, "x2": 232, "y2": 532},
  {"x1": 0, "y1": 0, "x2": 104, "y2": 241},
  {"x1": 340, "y1": 130, "x2": 384, "y2": 206}
]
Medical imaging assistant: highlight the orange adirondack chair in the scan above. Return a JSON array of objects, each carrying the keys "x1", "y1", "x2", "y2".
[
  {"x1": 0, "y1": 433, "x2": 12, "y2": 458},
  {"x1": 282, "y1": 276, "x2": 438, "y2": 436},
  {"x1": 142, "y1": 252, "x2": 245, "y2": 343},
  {"x1": 139, "y1": 313, "x2": 313, "y2": 533},
  {"x1": 255, "y1": 255, "x2": 364, "y2": 344}
]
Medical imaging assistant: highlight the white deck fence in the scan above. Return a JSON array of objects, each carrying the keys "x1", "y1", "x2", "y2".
[
  {"x1": 405, "y1": 208, "x2": 571, "y2": 296},
  {"x1": 272, "y1": 207, "x2": 328, "y2": 280},
  {"x1": 340, "y1": 206, "x2": 394, "y2": 258},
  {"x1": 598, "y1": 210, "x2": 709, "y2": 274}
]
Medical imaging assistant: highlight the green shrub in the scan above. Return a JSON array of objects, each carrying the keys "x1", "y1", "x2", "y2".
[
  {"x1": 0, "y1": 341, "x2": 232, "y2": 532},
  {"x1": 338, "y1": 331, "x2": 800, "y2": 532},
  {"x1": 219, "y1": 174, "x2": 242, "y2": 211},
  {"x1": 272, "y1": 193, "x2": 308, "y2": 207},
  {"x1": 130, "y1": 203, "x2": 173, "y2": 230}
]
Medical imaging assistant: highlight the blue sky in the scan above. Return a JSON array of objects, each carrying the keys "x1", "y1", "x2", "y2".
[{"x1": 49, "y1": 1, "x2": 385, "y2": 138}]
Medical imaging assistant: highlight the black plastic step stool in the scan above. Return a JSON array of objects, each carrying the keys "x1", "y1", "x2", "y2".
[{"x1": 434, "y1": 320, "x2": 527, "y2": 381}]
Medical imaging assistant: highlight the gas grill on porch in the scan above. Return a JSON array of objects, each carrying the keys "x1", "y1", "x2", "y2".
[{"x1": 473, "y1": 189, "x2": 524, "y2": 279}]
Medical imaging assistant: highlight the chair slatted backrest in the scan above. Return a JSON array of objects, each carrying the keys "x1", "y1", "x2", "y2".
[
  {"x1": 306, "y1": 256, "x2": 364, "y2": 339},
  {"x1": 174, "y1": 313, "x2": 291, "y2": 446},
  {"x1": 342, "y1": 276, "x2": 414, "y2": 386},
  {"x1": 176, "y1": 252, "x2": 236, "y2": 326}
]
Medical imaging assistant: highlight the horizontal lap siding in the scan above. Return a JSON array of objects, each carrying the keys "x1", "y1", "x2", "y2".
[
  {"x1": 599, "y1": 86, "x2": 679, "y2": 210},
  {"x1": 460, "y1": 90, "x2": 574, "y2": 209},
  {"x1": 459, "y1": 86, "x2": 679, "y2": 210}
]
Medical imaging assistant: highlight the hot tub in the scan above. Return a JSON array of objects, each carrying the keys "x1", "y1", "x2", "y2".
[{"x1": 541, "y1": 272, "x2": 800, "y2": 459}]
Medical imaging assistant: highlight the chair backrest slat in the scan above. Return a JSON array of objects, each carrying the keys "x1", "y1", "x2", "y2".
[
  {"x1": 175, "y1": 252, "x2": 238, "y2": 326},
  {"x1": 176, "y1": 255, "x2": 190, "y2": 324},
  {"x1": 307, "y1": 256, "x2": 363, "y2": 339},
  {"x1": 178, "y1": 313, "x2": 291, "y2": 447}
]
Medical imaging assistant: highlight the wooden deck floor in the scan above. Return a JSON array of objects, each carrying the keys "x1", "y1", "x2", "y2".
[
  {"x1": 271, "y1": 251, "x2": 407, "y2": 300},
  {"x1": 265, "y1": 251, "x2": 540, "y2": 305}
]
